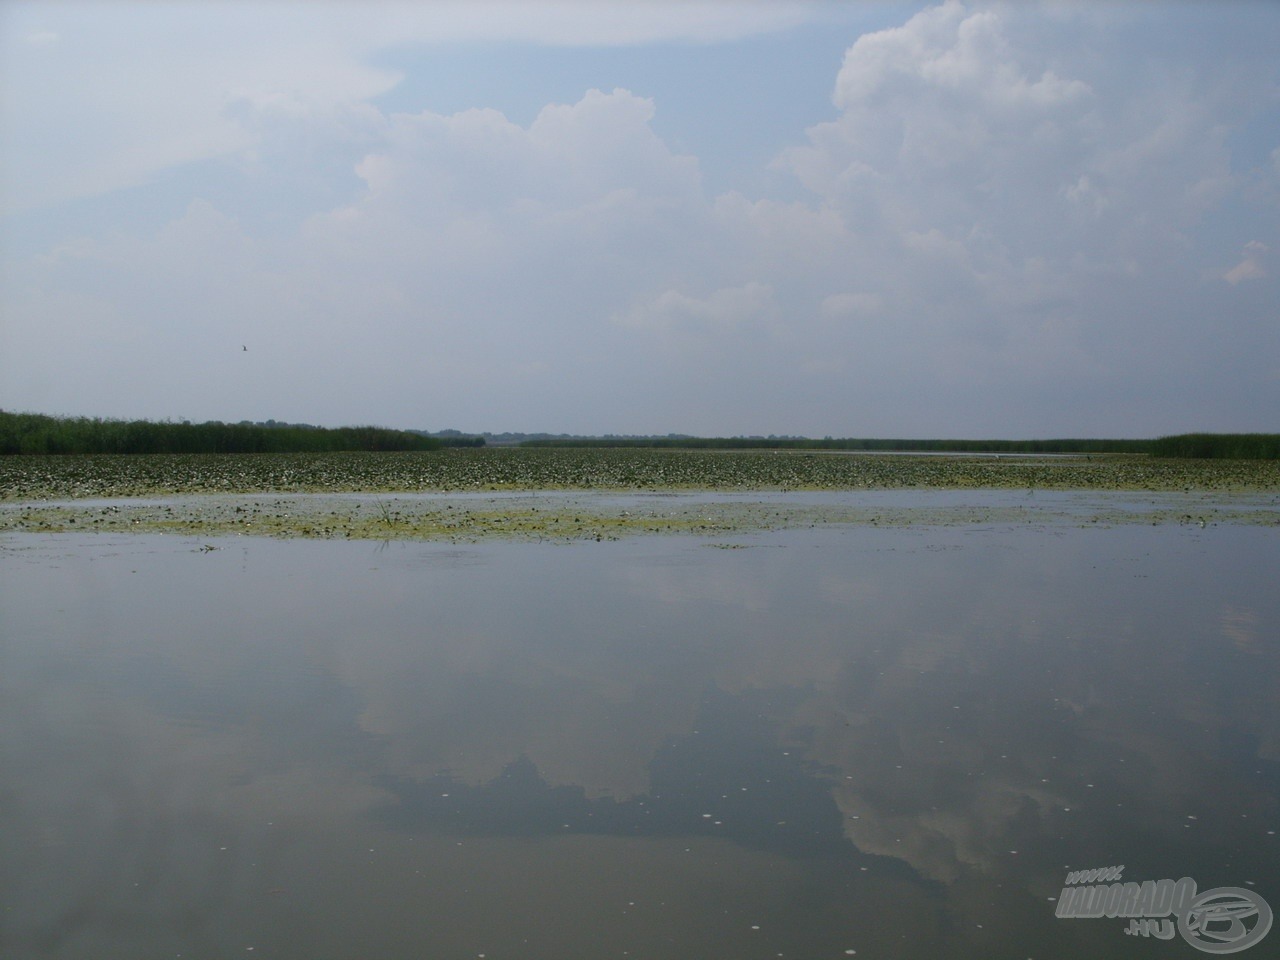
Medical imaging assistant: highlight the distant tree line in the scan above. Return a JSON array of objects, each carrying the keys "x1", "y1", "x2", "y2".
[
  {"x1": 523, "y1": 434, "x2": 1279, "y2": 458},
  {"x1": 1148, "y1": 433, "x2": 1280, "y2": 459},
  {"x1": 0, "y1": 411, "x2": 442, "y2": 455},
  {"x1": 436, "y1": 436, "x2": 486, "y2": 447},
  {"x1": 522, "y1": 436, "x2": 1153, "y2": 453},
  {"x1": 4, "y1": 411, "x2": 1272, "y2": 458},
  {"x1": 409, "y1": 429, "x2": 486, "y2": 447}
]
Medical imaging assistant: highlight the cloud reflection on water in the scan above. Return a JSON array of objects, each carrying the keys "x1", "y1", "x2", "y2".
[{"x1": 2, "y1": 521, "x2": 1277, "y2": 957}]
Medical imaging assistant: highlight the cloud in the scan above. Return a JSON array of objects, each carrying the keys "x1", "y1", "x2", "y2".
[
  {"x1": 760, "y1": 2, "x2": 1279, "y2": 426},
  {"x1": 820, "y1": 291, "x2": 882, "y2": 318},
  {"x1": 831, "y1": 2, "x2": 1090, "y2": 112},
  {"x1": 3, "y1": 2, "x2": 1278, "y2": 435},
  {"x1": 385, "y1": 1, "x2": 820, "y2": 46},
  {"x1": 348, "y1": 89, "x2": 701, "y2": 215},
  {"x1": 2, "y1": 86, "x2": 722, "y2": 428},
  {"x1": 1, "y1": 5, "x2": 400, "y2": 213},
  {"x1": 783, "y1": 1, "x2": 1274, "y2": 284},
  {"x1": 0, "y1": 1, "x2": 818, "y2": 214},
  {"x1": 1224, "y1": 240, "x2": 1269, "y2": 284},
  {"x1": 785, "y1": 3, "x2": 1130, "y2": 263},
  {"x1": 617, "y1": 282, "x2": 776, "y2": 332}
]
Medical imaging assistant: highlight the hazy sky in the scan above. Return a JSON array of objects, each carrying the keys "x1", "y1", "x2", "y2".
[{"x1": 2, "y1": 1, "x2": 1277, "y2": 437}]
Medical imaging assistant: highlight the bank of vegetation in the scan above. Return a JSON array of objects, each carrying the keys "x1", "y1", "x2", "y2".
[
  {"x1": 524, "y1": 434, "x2": 1280, "y2": 458},
  {"x1": 5, "y1": 446, "x2": 1280, "y2": 503},
  {"x1": 411, "y1": 430, "x2": 486, "y2": 448},
  {"x1": 0, "y1": 410, "x2": 441, "y2": 455},
  {"x1": 1148, "y1": 433, "x2": 1280, "y2": 459},
  {"x1": 524, "y1": 436, "x2": 1150, "y2": 453},
  {"x1": 3, "y1": 410, "x2": 1274, "y2": 460}
]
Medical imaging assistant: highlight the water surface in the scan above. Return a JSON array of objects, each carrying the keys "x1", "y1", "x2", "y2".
[{"x1": 2, "y1": 515, "x2": 1277, "y2": 959}]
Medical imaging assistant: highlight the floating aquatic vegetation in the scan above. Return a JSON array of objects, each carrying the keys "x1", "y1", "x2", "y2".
[
  {"x1": 2, "y1": 448, "x2": 1279, "y2": 503},
  {"x1": 1, "y1": 450, "x2": 1277, "y2": 542}
]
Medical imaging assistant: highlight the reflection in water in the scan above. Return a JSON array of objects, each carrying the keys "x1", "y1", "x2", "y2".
[
  {"x1": 374, "y1": 686, "x2": 867, "y2": 861},
  {"x1": 1, "y1": 520, "x2": 1277, "y2": 959}
]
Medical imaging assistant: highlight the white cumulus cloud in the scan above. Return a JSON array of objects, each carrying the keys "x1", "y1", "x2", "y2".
[{"x1": 3, "y1": 2, "x2": 1278, "y2": 435}]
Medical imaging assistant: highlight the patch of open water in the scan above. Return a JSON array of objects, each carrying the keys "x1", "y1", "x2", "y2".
[{"x1": 2, "y1": 512, "x2": 1277, "y2": 958}]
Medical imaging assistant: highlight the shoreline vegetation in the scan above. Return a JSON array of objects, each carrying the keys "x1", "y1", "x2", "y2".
[
  {"x1": 2, "y1": 412, "x2": 1278, "y2": 542},
  {"x1": 3, "y1": 416, "x2": 1278, "y2": 538},
  {"x1": 525, "y1": 434, "x2": 1280, "y2": 458},
  {"x1": 4, "y1": 487, "x2": 1278, "y2": 542},
  {"x1": 2, "y1": 447, "x2": 1280, "y2": 505},
  {"x1": 0, "y1": 410, "x2": 449, "y2": 455},
  {"x1": 1, "y1": 410, "x2": 1276, "y2": 459}
]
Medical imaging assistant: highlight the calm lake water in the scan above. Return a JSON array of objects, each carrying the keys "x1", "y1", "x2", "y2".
[{"x1": 2, "y1": 507, "x2": 1278, "y2": 959}]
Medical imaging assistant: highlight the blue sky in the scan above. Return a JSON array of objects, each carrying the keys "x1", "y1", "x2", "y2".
[{"x1": 2, "y1": 1, "x2": 1277, "y2": 437}]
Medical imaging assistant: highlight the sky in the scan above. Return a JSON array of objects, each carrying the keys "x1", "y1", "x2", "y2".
[{"x1": 1, "y1": 1, "x2": 1278, "y2": 438}]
